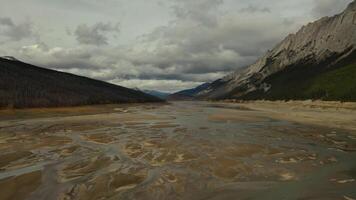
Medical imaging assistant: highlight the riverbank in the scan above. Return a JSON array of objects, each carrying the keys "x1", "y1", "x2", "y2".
[
  {"x1": 224, "y1": 100, "x2": 356, "y2": 132},
  {"x1": 0, "y1": 101, "x2": 355, "y2": 199}
]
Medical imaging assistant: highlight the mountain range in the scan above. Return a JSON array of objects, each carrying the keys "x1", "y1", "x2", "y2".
[
  {"x1": 172, "y1": 1, "x2": 356, "y2": 102},
  {"x1": 0, "y1": 57, "x2": 162, "y2": 108},
  {"x1": 167, "y1": 83, "x2": 210, "y2": 100},
  {"x1": 142, "y1": 90, "x2": 171, "y2": 100},
  {"x1": 2, "y1": 1, "x2": 355, "y2": 107}
]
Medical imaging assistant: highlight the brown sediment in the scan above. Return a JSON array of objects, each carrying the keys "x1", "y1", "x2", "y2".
[
  {"x1": 279, "y1": 172, "x2": 297, "y2": 181},
  {"x1": 124, "y1": 143, "x2": 144, "y2": 158},
  {"x1": 0, "y1": 103, "x2": 165, "y2": 121},
  {"x1": 148, "y1": 149, "x2": 186, "y2": 166},
  {"x1": 110, "y1": 172, "x2": 146, "y2": 191},
  {"x1": 0, "y1": 134, "x2": 73, "y2": 156},
  {"x1": 212, "y1": 158, "x2": 243, "y2": 179},
  {"x1": 0, "y1": 102, "x2": 355, "y2": 199},
  {"x1": 83, "y1": 133, "x2": 117, "y2": 144},
  {"x1": 208, "y1": 110, "x2": 269, "y2": 123},
  {"x1": 60, "y1": 156, "x2": 111, "y2": 181},
  {"x1": 150, "y1": 124, "x2": 179, "y2": 129},
  {"x1": 116, "y1": 113, "x2": 163, "y2": 122},
  {"x1": 124, "y1": 139, "x2": 197, "y2": 166},
  {"x1": 275, "y1": 151, "x2": 319, "y2": 164},
  {"x1": 35, "y1": 135, "x2": 72, "y2": 148},
  {"x1": 173, "y1": 127, "x2": 188, "y2": 133},
  {"x1": 149, "y1": 120, "x2": 179, "y2": 129},
  {"x1": 124, "y1": 122, "x2": 147, "y2": 126},
  {"x1": 0, "y1": 171, "x2": 42, "y2": 200},
  {"x1": 61, "y1": 171, "x2": 146, "y2": 200},
  {"x1": 51, "y1": 145, "x2": 79, "y2": 157},
  {"x1": 0, "y1": 151, "x2": 33, "y2": 169},
  {"x1": 213, "y1": 166, "x2": 240, "y2": 179},
  {"x1": 163, "y1": 172, "x2": 178, "y2": 183},
  {"x1": 224, "y1": 143, "x2": 267, "y2": 157}
]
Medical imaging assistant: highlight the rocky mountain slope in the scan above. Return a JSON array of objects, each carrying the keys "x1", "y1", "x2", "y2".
[
  {"x1": 0, "y1": 58, "x2": 162, "y2": 108},
  {"x1": 197, "y1": 1, "x2": 356, "y2": 101},
  {"x1": 143, "y1": 90, "x2": 171, "y2": 100},
  {"x1": 167, "y1": 83, "x2": 210, "y2": 101}
]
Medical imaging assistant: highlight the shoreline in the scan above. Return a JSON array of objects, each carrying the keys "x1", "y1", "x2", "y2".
[
  {"x1": 1, "y1": 99, "x2": 356, "y2": 132},
  {"x1": 0, "y1": 102, "x2": 168, "y2": 121},
  {"x1": 223, "y1": 100, "x2": 356, "y2": 132}
]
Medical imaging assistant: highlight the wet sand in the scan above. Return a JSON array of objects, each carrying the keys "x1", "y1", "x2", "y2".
[{"x1": 0, "y1": 101, "x2": 355, "y2": 200}]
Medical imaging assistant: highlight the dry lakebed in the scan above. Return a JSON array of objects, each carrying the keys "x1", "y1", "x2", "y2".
[{"x1": 0, "y1": 101, "x2": 355, "y2": 200}]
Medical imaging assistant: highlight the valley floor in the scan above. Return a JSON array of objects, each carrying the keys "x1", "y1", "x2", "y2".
[{"x1": 0, "y1": 101, "x2": 355, "y2": 200}]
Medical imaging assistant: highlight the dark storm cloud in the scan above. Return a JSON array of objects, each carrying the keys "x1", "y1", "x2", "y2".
[
  {"x1": 74, "y1": 22, "x2": 120, "y2": 46},
  {"x1": 0, "y1": 17, "x2": 36, "y2": 41}
]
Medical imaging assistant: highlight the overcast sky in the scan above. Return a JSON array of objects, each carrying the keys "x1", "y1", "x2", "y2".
[{"x1": 0, "y1": 0, "x2": 353, "y2": 92}]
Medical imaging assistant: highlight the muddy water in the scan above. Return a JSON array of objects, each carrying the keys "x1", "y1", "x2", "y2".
[{"x1": 0, "y1": 101, "x2": 355, "y2": 200}]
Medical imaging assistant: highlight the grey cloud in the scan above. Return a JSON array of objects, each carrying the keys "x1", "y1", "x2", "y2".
[
  {"x1": 171, "y1": 0, "x2": 223, "y2": 26},
  {"x1": 17, "y1": 0, "x2": 303, "y2": 91},
  {"x1": 110, "y1": 79, "x2": 203, "y2": 93},
  {"x1": 0, "y1": 17, "x2": 14, "y2": 26},
  {"x1": 282, "y1": 18, "x2": 296, "y2": 26},
  {"x1": 312, "y1": 0, "x2": 353, "y2": 17},
  {"x1": 239, "y1": 5, "x2": 271, "y2": 13},
  {"x1": 0, "y1": 17, "x2": 35, "y2": 41},
  {"x1": 109, "y1": 1, "x2": 308, "y2": 89},
  {"x1": 7, "y1": 0, "x2": 353, "y2": 92},
  {"x1": 122, "y1": 71, "x2": 228, "y2": 83},
  {"x1": 65, "y1": 27, "x2": 72, "y2": 36},
  {"x1": 124, "y1": 7, "x2": 296, "y2": 80},
  {"x1": 74, "y1": 22, "x2": 120, "y2": 46},
  {"x1": 18, "y1": 44, "x2": 227, "y2": 84}
]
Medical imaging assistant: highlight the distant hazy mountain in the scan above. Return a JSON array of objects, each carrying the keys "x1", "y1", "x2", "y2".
[
  {"x1": 197, "y1": 1, "x2": 356, "y2": 101},
  {"x1": 167, "y1": 83, "x2": 210, "y2": 101},
  {"x1": 143, "y1": 90, "x2": 171, "y2": 100},
  {"x1": 0, "y1": 57, "x2": 162, "y2": 108}
]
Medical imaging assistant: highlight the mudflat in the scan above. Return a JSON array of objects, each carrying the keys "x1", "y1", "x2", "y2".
[{"x1": 0, "y1": 101, "x2": 355, "y2": 200}]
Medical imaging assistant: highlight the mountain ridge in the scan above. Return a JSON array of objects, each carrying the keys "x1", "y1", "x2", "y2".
[
  {"x1": 143, "y1": 90, "x2": 171, "y2": 100},
  {"x1": 167, "y1": 83, "x2": 210, "y2": 101},
  {"x1": 0, "y1": 58, "x2": 162, "y2": 108},
  {"x1": 195, "y1": 1, "x2": 356, "y2": 101}
]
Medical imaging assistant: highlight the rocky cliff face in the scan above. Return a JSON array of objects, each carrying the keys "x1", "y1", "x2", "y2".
[{"x1": 198, "y1": 1, "x2": 356, "y2": 100}]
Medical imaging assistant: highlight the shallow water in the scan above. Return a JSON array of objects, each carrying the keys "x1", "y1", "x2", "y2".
[{"x1": 0, "y1": 101, "x2": 355, "y2": 200}]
